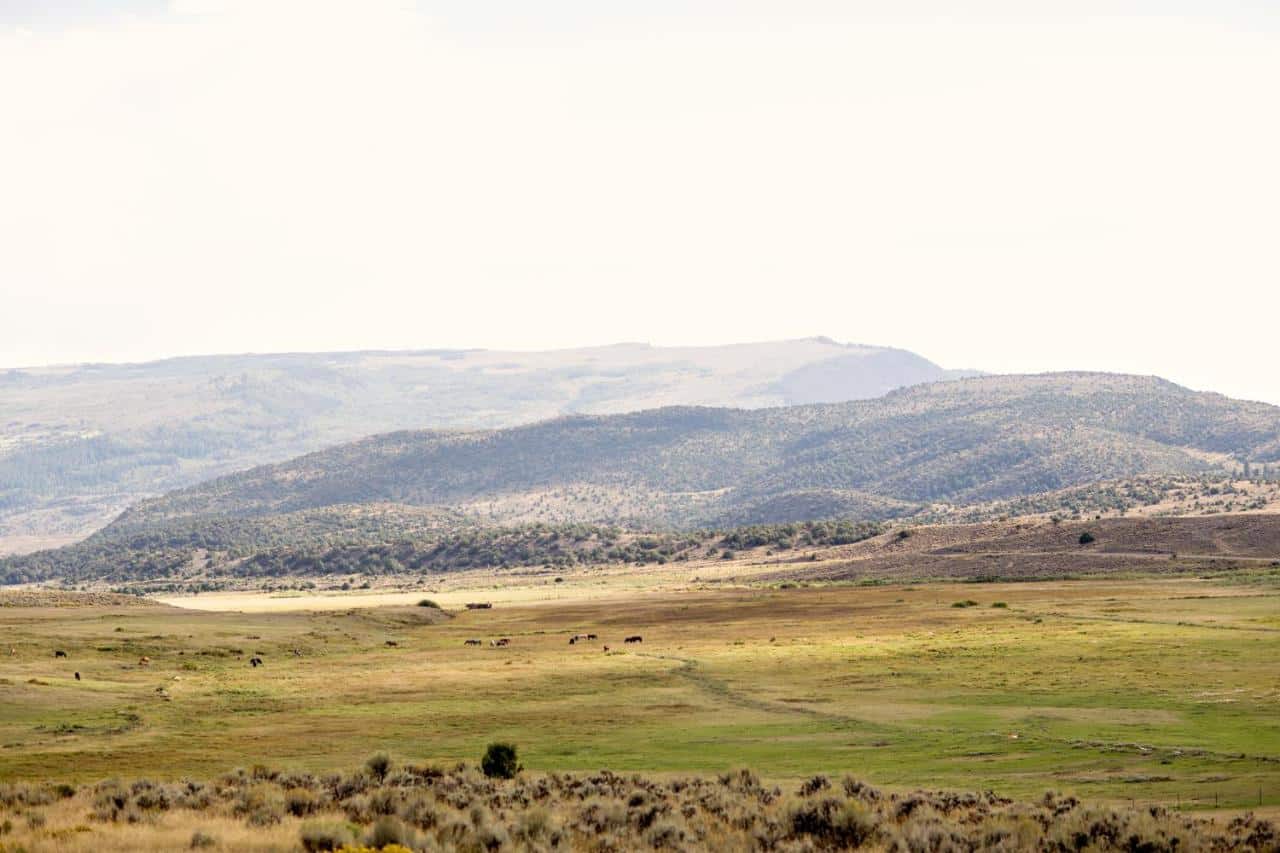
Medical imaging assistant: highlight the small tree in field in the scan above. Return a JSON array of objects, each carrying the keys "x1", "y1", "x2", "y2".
[
  {"x1": 481, "y1": 743, "x2": 521, "y2": 779},
  {"x1": 1079, "y1": 532, "x2": 1096, "y2": 545},
  {"x1": 365, "y1": 752, "x2": 392, "y2": 781}
]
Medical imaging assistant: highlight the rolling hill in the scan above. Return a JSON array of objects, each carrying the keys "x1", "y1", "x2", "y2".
[
  {"x1": 768, "y1": 512, "x2": 1280, "y2": 584},
  {"x1": 7, "y1": 371, "x2": 1280, "y2": 585},
  {"x1": 112, "y1": 371, "x2": 1280, "y2": 530},
  {"x1": 0, "y1": 338, "x2": 965, "y2": 552}
]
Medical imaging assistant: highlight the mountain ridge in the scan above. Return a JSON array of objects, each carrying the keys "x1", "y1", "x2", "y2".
[
  {"x1": 107, "y1": 371, "x2": 1280, "y2": 532},
  {"x1": 0, "y1": 338, "x2": 968, "y2": 552},
  {"x1": 8, "y1": 370, "x2": 1280, "y2": 585}
]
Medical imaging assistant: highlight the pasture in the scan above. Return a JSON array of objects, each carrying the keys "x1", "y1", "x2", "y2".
[{"x1": 2, "y1": 571, "x2": 1278, "y2": 814}]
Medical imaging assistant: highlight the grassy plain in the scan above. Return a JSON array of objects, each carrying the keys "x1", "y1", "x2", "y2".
[{"x1": 3, "y1": 566, "x2": 1278, "y2": 817}]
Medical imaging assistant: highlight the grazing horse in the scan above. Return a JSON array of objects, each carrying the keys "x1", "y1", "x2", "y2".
[
  {"x1": 74, "y1": 672, "x2": 81, "y2": 681},
  {"x1": 138, "y1": 656, "x2": 151, "y2": 666},
  {"x1": 624, "y1": 636, "x2": 643, "y2": 644},
  {"x1": 54, "y1": 650, "x2": 67, "y2": 658},
  {"x1": 602, "y1": 645, "x2": 610, "y2": 652},
  {"x1": 586, "y1": 634, "x2": 598, "y2": 640},
  {"x1": 464, "y1": 639, "x2": 482, "y2": 646},
  {"x1": 249, "y1": 657, "x2": 263, "y2": 667},
  {"x1": 385, "y1": 640, "x2": 399, "y2": 648}
]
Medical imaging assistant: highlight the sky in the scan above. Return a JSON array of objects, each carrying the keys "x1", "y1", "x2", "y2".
[{"x1": 1, "y1": 1, "x2": 1277, "y2": 403}]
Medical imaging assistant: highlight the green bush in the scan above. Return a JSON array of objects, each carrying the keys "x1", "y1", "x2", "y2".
[
  {"x1": 1079, "y1": 532, "x2": 1096, "y2": 545},
  {"x1": 416, "y1": 598, "x2": 440, "y2": 609},
  {"x1": 481, "y1": 743, "x2": 521, "y2": 779}
]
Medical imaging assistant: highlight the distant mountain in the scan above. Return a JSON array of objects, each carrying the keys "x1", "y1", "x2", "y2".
[
  {"x1": 110, "y1": 372, "x2": 1280, "y2": 530},
  {"x1": 9, "y1": 372, "x2": 1278, "y2": 584},
  {"x1": 0, "y1": 338, "x2": 967, "y2": 553}
]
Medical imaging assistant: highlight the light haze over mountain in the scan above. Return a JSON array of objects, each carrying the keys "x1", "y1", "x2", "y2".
[
  {"x1": 2, "y1": 1, "x2": 1278, "y2": 406},
  {"x1": 0, "y1": 338, "x2": 970, "y2": 553}
]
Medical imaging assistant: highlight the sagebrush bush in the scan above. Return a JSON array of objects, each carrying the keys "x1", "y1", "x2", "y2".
[
  {"x1": 513, "y1": 805, "x2": 558, "y2": 843},
  {"x1": 285, "y1": 786, "x2": 317, "y2": 817},
  {"x1": 3, "y1": 758, "x2": 1275, "y2": 852},
  {"x1": 235, "y1": 782, "x2": 285, "y2": 826},
  {"x1": 365, "y1": 815, "x2": 416, "y2": 849},
  {"x1": 189, "y1": 829, "x2": 217, "y2": 848},
  {"x1": 299, "y1": 820, "x2": 354, "y2": 851},
  {"x1": 786, "y1": 795, "x2": 879, "y2": 848}
]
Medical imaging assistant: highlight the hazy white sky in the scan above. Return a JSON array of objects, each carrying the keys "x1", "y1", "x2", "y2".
[{"x1": 1, "y1": 1, "x2": 1277, "y2": 402}]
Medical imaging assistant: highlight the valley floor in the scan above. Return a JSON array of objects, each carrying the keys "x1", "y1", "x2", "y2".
[{"x1": 3, "y1": 566, "x2": 1278, "y2": 819}]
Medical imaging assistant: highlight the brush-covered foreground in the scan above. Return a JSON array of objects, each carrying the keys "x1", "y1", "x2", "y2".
[{"x1": 1, "y1": 760, "x2": 1277, "y2": 852}]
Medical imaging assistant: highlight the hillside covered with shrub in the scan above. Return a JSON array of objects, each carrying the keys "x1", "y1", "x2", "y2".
[
  {"x1": 110, "y1": 372, "x2": 1280, "y2": 532},
  {"x1": 7, "y1": 372, "x2": 1280, "y2": 585},
  {"x1": 0, "y1": 519, "x2": 881, "y2": 585}
]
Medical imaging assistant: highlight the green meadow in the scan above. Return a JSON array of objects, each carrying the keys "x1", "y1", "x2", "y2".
[{"x1": 2, "y1": 576, "x2": 1277, "y2": 813}]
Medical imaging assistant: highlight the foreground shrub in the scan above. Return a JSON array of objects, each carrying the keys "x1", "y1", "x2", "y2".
[
  {"x1": 5, "y1": 758, "x2": 1276, "y2": 852},
  {"x1": 513, "y1": 805, "x2": 561, "y2": 845},
  {"x1": 235, "y1": 782, "x2": 285, "y2": 826},
  {"x1": 786, "y1": 796, "x2": 879, "y2": 847},
  {"x1": 189, "y1": 830, "x2": 217, "y2": 848},
  {"x1": 286, "y1": 786, "x2": 318, "y2": 817},
  {"x1": 481, "y1": 742, "x2": 521, "y2": 779},
  {"x1": 299, "y1": 820, "x2": 354, "y2": 851},
  {"x1": 365, "y1": 815, "x2": 416, "y2": 849}
]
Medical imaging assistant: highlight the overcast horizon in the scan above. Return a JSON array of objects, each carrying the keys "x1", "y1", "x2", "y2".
[{"x1": 2, "y1": 1, "x2": 1277, "y2": 403}]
